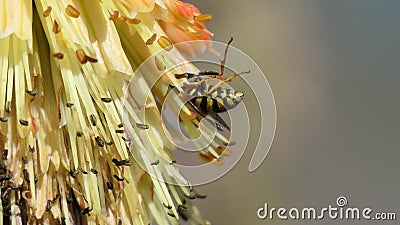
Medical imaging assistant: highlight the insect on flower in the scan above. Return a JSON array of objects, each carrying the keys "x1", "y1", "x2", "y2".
[{"x1": 172, "y1": 38, "x2": 250, "y2": 131}]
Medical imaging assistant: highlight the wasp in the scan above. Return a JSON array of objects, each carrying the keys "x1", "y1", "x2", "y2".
[{"x1": 172, "y1": 38, "x2": 249, "y2": 131}]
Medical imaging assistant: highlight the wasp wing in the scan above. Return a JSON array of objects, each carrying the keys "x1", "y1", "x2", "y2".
[{"x1": 185, "y1": 100, "x2": 230, "y2": 131}]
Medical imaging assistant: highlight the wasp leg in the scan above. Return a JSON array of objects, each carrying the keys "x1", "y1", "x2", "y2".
[
  {"x1": 220, "y1": 37, "x2": 234, "y2": 76},
  {"x1": 174, "y1": 73, "x2": 197, "y2": 79},
  {"x1": 205, "y1": 70, "x2": 250, "y2": 95},
  {"x1": 198, "y1": 70, "x2": 221, "y2": 76},
  {"x1": 209, "y1": 113, "x2": 230, "y2": 131}
]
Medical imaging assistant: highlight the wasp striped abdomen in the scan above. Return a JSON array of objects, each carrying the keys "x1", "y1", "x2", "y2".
[{"x1": 184, "y1": 82, "x2": 244, "y2": 114}]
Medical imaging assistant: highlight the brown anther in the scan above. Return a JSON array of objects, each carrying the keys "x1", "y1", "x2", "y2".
[
  {"x1": 109, "y1": 11, "x2": 119, "y2": 21},
  {"x1": 163, "y1": 202, "x2": 172, "y2": 209},
  {"x1": 28, "y1": 145, "x2": 35, "y2": 153},
  {"x1": 66, "y1": 102, "x2": 74, "y2": 107},
  {"x1": 115, "y1": 129, "x2": 124, "y2": 134},
  {"x1": 76, "y1": 49, "x2": 87, "y2": 64},
  {"x1": 101, "y1": 97, "x2": 112, "y2": 103},
  {"x1": 216, "y1": 146, "x2": 232, "y2": 156},
  {"x1": 106, "y1": 181, "x2": 113, "y2": 190},
  {"x1": 69, "y1": 169, "x2": 79, "y2": 178},
  {"x1": 199, "y1": 152, "x2": 224, "y2": 166},
  {"x1": 113, "y1": 174, "x2": 124, "y2": 182},
  {"x1": 194, "y1": 14, "x2": 212, "y2": 23},
  {"x1": 22, "y1": 156, "x2": 28, "y2": 164},
  {"x1": 223, "y1": 141, "x2": 236, "y2": 146},
  {"x1": 65, "y1": 5, "x2": 80, "y2": 18},
  {"x1": 121, "y1": 136, "x2": 131, "y2": 142},
  {"x1": 46, "y1": 200, "x2": 52, "y2": 211},
  {"x1": 167, "y1": 212, "x2": 176, "y2": 218},
  {"x1": 5, "y1": 101, "x2": 11, "y2": 113},
  {"x1": 157, "y1": 36, "x2": 173, "y2": 51},
  {"x1": 80, "y1": 207, "x2": 93, "y2": 215},
  {"x1": 85, "y1": 55, "x2": 98, "y2": 63},
  {"x1": 29, "y1": 145, "x2": 35, "y2": 153},
  {"x1": 52, "y1": 19, "x2": 61, "y2": 33},
  {"x1": 146, "y1": 34, "x2": 157, "y2": 45},
  {"x1": 78, "y1": 167, "x2": 88, "y2": 174},
  {"x1": 90, "y1": 169, "x2": 98, "y2": 174},
  {"x1": 43, "y1": 6, "x2": 52, "y2": 17},
  {"x1": 184, "y1": 193, "x2": 196, "y2": 199},
  {"x1": 89, "y1": 114, "x2": 97, "y2": 126},
  {"x1": 151, "y1": 159, "x2": 160, "y2": 166},
  {"x1": 136, "y1": 123, "x2": 149, "y2": 130},
  {"x1": 52, "y1": 52, "x2": 64, "y2": 59},
  {"x1": 0, "y1": 117, "x2": 8, "y2": 122},
  {"x1": 26, "y1": 89, "x2": 37, "y2": 96},
  {"x1": 19, "y1": 119, "x2": 29, "y2": 126},
  {"x1": 194, "y1": 193, "x2": 207, "y2": 199},
  {"x1": 23, "y1": 169, "x2": 30, "y2": 182},
  {"x1": 112, "y1": 158, "x2": 123, "y2": 167},
  {"x1": 95, "y1": 136, "x2": 104, "y2": 147}
]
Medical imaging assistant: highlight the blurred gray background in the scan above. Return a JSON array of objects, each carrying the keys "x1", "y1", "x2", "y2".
[{"x1": 184, "y1": 0, "x2": 400, "y2": 224}]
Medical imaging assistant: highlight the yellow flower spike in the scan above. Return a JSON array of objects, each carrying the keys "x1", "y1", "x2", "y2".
[{"x1": 0, "y1": 0, "x2": 221, "y2": 224}]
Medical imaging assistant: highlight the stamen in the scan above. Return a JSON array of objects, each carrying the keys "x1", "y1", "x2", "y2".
[
  {"x1": 194, "y1": 14, "x2": 212, "y2": 23},
  {"x1": 52, "y1": 20, "x2": 61, "y2": 33},
  {"x1": 101, "y1": 97, "x2": 112, "y2": 103},
  {"x1": 106, "y1": 181, "x2": 113, "y2": 190},
  {"x1": 158, "y1": 36, "x2": 173, "y2": 51},
  {"x1": 76, "y1": 49, "x2": 86, "y2": 64},
  {"x1": 113, "y1": 174, "x2": 124, "y2": 181},
  {"x1": 136, "y1": 123, "x2": 149, "y2": 129},
  {"x1": 90, "y1": 114, "x2": 97, "y2": 126},
  {"x1": 5, "y1": 101, "x2": 11, "y2": 113},
  {"x1": 146, "y1": 34, "x2": 157, "y2": 45},
  {"x1": 19, "y1": 119, "x2": 29, "y2": 126},
  {"x1": 65, "y1": 5, "x2": 80, "y2": 18},
  {"x1": 151, "y1": 159, "x2": 160, "y2": 165},
  {"x1": 95, "y1": 136, "x2": 104, "y2": 147},
  {"x1": 52, "y1": 53, "x2": 64, "y2": 59},
  {"x1": 43, "y1": 6, "x2": 52, "y2": 17},
  {"x1": 26, "y1": 90, "x2": 37, "y2": 96}
]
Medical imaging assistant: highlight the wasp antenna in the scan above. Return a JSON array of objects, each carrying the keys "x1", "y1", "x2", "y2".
[
  {"x1": 220, "y1": 38, "x2": 234, "y2": 76},
  {"x1": 228, "y1": 37, "x2": 234, "y2": 44}
]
